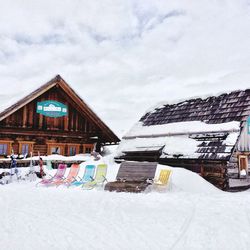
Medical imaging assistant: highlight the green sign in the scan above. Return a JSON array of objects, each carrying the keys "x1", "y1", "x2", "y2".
[
  {"x1": 36, "y1": 101, "x2": 68, "y2": 118},
  {"x1": 248, "y1": 116, "x2": 250, "y2": 135}
]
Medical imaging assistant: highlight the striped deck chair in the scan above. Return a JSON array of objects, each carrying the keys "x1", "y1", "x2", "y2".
[
  {"x1": 82, "y1": 164, "x2": 108, "y2": 190},
  {"x1": 36, "y1": 164, "x2": 67, "y2": 187},
  {"x1": 52, "y1": 163, "x2": 80, "y2": 187},
  {"x1": 69, "y1": 165, "x2": 95, "y2": 187},
  {"x1": 154, "y1": 169, "x2": 172, "y2": 189}
]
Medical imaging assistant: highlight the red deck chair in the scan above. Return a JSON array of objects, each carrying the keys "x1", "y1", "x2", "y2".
[{"x1": 53, "y1": 163, "x2": 80, "y2": 187}]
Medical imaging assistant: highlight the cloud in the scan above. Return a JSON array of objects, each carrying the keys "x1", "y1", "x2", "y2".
[{"x1": 0, "y1": 0, "x2": 249, "y2": 137}]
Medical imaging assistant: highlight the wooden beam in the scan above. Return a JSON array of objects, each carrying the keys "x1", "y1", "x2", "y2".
[
  {"x1": 22, "y1": 106, "x2": 27, "y2": 128},
  {"x1": 58, "y1": 79, "x2": 119, "y2": 142},
  {"x1": 0, "y1": 128, "x2": 90, "y2": 139},
  {"x1": 0, "y1": 81, "x2": 57, "y2": 121}
]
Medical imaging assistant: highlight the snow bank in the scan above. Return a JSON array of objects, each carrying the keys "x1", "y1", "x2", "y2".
[
  {"x1": 2, "y1": 156, "x2": 250, "y2": 250},
  {"x1": 156, "y1": 165, "x2": 220, "y2": 194}
]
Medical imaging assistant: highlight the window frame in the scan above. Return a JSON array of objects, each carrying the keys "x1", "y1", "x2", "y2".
[
  {"x1": 47, "y1": 143, "x2": 65, "y2": 155},
  {"x1": 18, "y1": 141, "x2": 34, "y2": 156},
  {"x1": 83, "y1": 144, "x2": 94, "y2": 154},
  {"x1": 0, "y1": 140, "x2": 12, "y2": 156},
  {"x1": 67, "y1": 144, "x2": 80, "y2": 156},
  {"x1": 238, "y1": 154, "x2": 248, "y2": 177}
]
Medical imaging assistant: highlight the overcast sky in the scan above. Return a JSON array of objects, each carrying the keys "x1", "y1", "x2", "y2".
[{"x1": 0, "y1": 0, "x2": 250, "y2": 137}]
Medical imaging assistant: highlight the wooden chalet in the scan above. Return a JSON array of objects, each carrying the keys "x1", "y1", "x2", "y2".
[
  {"x1": 0, "y1": 75, "x2": 119, "y2": 160},
  {"x1": 116, "y1": 89, "x2": 250, "y2": 190}
]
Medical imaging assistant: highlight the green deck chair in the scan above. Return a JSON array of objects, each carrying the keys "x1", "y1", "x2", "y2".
[
  {"x1": 46, "y1": 160, "x2": 53, "y2": 170},
  {"x1": 82, "y1": 164, "x2": 108, "y2": 190}
]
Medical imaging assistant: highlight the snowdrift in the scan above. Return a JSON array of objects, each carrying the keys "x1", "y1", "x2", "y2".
[
  {"x1": 103, "y1": 159, "x2": 221, "y2": 194},
  {"x1": 1, "y1": 156, "x2": 247, "y2": 250},
  {"x1": 157, "y1": 165, "x2": 220, "y2": 194}
]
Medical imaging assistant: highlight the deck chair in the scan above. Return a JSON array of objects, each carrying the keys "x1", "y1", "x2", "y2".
[
  {"x1": 36, "y1": 164, "x2": 67, "y2": 187},
  {"x1": 69, "y1": 165, "x2": 96, "y2": 187},
  {"x1": 154, "y1": 169, "x2": 172, "y2": 190},
  {"x1": 52, "y1": 163, "x2": 80, "y2": 187},
  {"x1": 82, "y1": 164, "x2": 108, "y2": 189},
  {"x1": 105, "y1": 161, "x2": 157, "y2": 193},
  {"x1": 46, "y1": 160, "x2": 53, "y2": 170}
]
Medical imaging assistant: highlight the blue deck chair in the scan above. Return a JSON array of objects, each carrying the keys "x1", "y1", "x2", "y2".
[
  {"x1": 82, "y1": 164, "x2": 108, "y2": 190},
  {"x1": 69, "y1": 165, "x2": 96, "y2": 187}
]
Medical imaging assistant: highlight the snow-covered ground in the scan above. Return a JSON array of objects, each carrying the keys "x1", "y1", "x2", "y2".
[{"x1": 1, "y1": 156, "x2": 250, "y2": 250}]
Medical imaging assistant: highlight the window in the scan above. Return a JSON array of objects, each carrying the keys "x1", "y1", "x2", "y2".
[
  {"x1": 0, "y1": 144, "x2": 8, "y2": 155},
  {"x1": 83, "y1": 144, "x2": 94, "y2": 154},
  {"x1": 47, "y1": 143, "x2": 65, "y2": 155},
  {"x1": 0, "y1": 141, "x2": 12, "y2": 156},
  {"x1": 18, "y1": 142, "x2": 34, "y2": 156},
  {"x1": 21, "y1": 144, "x2": 29, "y2": 155},
  {"x1": 239, "y1": 155, "x2": 248, "y2": 177},
  {"x1": 67, "y1": 144, "x2": 80, "y2": 156},
  {"x1": 51, "y1": 146, "x2": 61, "y2": 154},
  {"x1": 69, "y1": 146, "x2": 76, "y2": 156}
]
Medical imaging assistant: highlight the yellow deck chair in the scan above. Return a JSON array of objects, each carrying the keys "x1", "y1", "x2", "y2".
[
  {"x1": 154, "y1": 169, "x2": 172, "y2": 187},
  {"x1": 82, "y1": 164, "x2": 108, "y2": 190}
]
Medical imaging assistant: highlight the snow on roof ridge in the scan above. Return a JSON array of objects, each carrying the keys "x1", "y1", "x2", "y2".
[
  {"x1": 124, "y1": 120, "x2": 241, "y2": 138},
  {"x1": 123, "y1": 128, "x2": 240, "y2": 140},
  {"x1": 0, "y1": 75, "x2": 59, "y2": 115}
]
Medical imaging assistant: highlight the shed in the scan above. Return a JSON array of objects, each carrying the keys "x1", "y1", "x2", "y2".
[{"x1": 116, "y1": 89, "x2": 250, "y2": 190}]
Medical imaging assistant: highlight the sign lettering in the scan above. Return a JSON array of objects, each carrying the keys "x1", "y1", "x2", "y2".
[{"x1": 36, "y1": 101, "x2": 68, "y2": 118}]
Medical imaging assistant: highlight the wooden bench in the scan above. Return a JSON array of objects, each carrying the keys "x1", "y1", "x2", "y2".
[{"x1": 104, "y1": 161, "x2": 157, "y2": 193}]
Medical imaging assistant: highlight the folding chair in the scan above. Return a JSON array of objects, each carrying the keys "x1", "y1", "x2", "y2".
[
  {"x1": 36, "y1": 164, "x2": 67, "y2": 187},
  {"x1": 82, "y1": 164, "x2": 108, "y2": 189},
  {"x1": 52, "y1": 163, "x2": 80, "y2": 187},
  {"x1": 69, "y1": 165, "x2": 95, "y2": 187},
  {"x1": 153, "y1": 169, "x2": 172, "y2": 191}
]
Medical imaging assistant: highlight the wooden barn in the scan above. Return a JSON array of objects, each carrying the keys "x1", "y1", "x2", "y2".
[
  {"x1": 116, "y1": 89, "x2": 250, "y2": 190},
  {"x1": 0, "y1": 75, "x2": 119, "y2": 159}
]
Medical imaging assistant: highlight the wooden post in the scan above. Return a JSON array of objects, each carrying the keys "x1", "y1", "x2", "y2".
[
  {"x1": 39, "y1": 114, "x2": 43, "y2": 129},
  {"x1": 64, "y1": 108, "x2": 69, "y2": 131},
  {"x1": 22, "y1": 106, "x2": 27, "y2": 128},
  {"x1": 200, "y1": 164, "x2": 204, "y2": 177}
]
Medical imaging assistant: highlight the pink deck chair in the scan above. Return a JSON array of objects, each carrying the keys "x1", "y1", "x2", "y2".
[
  {"x1": 36, "y1": 164, "x2": 67, "y2": 187},
  {"x1": 53, "y1": 163, "x2": 80, "y2": 187}
]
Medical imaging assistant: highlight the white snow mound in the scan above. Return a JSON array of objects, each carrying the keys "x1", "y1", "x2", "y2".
[{"x1": 156, "y1": 164, "x2": 220, "y2": 194}]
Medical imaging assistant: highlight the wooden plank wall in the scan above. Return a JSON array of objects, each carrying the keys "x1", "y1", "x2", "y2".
[
  {"x1": 33, "y1": 144, "x2": 48, "y2": 156},
  {"x1": 0, "y1": 86, "x2": 98, "y2": 134}
]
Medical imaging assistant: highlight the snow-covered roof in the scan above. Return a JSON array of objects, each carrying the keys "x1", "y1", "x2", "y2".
[
  {"x1": 0, "y1": 76, "x2": 72, "y2": 115},
  {"x1": 117, "y1": 120, "x2": 241, "y2": 161},
  {"x1": 124, "y1": 121, "x2": 240, "y2": 139},
  {"x1": 117, "y1": 88, "x2": 249, "y2": 161},
  {"x1": 0, "y1": 89, "x2": 35, "y2": 115},
  {"x1": 140, "y1": 89, "x2": 250, "y2": 126}
]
